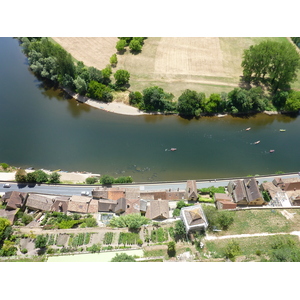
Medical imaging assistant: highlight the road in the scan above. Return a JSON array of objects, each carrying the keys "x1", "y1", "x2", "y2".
[{"x1": 0, "y1": 173, "x2": 299, "y2": 196}]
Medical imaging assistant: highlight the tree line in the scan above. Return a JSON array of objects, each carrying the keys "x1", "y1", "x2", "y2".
[{"x1": 19, "y1": 38, "x2": 131, "y2": 101}]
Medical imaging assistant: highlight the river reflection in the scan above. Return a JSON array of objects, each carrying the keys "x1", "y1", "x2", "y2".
[{"x1": 1, "y1": 37, "x2": 300, "y2": 182}]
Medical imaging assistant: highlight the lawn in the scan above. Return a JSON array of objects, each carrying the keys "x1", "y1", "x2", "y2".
[
  {"x1": 210, "y1": 209, "x2": 296, "y2": 236},
  {"x1": 204, "y1": 234, "x2": 300, "y2": 261}
]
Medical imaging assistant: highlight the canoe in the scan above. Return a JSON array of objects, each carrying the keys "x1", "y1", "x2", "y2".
[
  {"x1": 254, "y1": 141, "x2": 260, "y2": 144},
  {"x1": 170, "y1": 148, "x2": 177, "y2": 151},
  {"x1": 269, "y1": 150, "x2": 275, "y2": 153},
  {"x1": 246, "y1": 127, "x2": 251, "y2": 131},
  {"x1": 279, "y1": 129, "x2": 286, "y2": 132}
]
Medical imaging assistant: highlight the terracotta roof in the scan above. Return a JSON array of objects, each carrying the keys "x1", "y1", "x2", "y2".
[
  {"x1": 26, "y1": 194, "x2": 54, "y2": 211},
  {"x1": 51, "y1": 198, "x2": 69, "y2": 213},
  {"x1": 87, "y1": 199, "x2": 99, "y2": 213},
  {"x1": 125, "y1": 199, "x2": 140, "y2": 214},
  {"x1": 185, "y1": 180, "x2": 198, "y2": 200},
  {"x1": 145, "y1": 200, "x2": 169, "y2": 220},
  {"x1": 165, "y1": 191, "x2": 185, "y2": 200},
  {"x1": 68, "y1": 196, "x2": 91, "y2": 213},
  {"x1": 107, "y1": 189, "x2": 126, "y2": 201},
  {"x1": 5, "y1": 191, "x2": 27, "y2": 210},
  {"x1": 243, "y1": 178, "x2": 262, "y2": 202},
  {"x1": 125, "y1": 188, "x2": 140, "y2": 200},
  {"x1": 98, "y1": 199, "x2": 117, "y2": 212},
  {"x1": 92, "y1": 188, "x2": 108, "y2": 199},
  {"x1": 281, "y1": 182, "x2": 300, "y2": 192},
  {"x1": 214, "y1": 193, "x2": 233, "y2": 202},
  {"x1": 180, "y1": 204, "x2": 208, "y2": 231},
  {"x1": 114, "y1": 197, "x2": 126, "y2": 214},
  {"x1": 216, "y1": 200, "x2": 237, "y2": 210}
]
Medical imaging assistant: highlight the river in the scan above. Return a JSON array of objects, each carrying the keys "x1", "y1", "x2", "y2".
[{"x1": 1, "y1": 37, "x2": 300, "y2": 182}]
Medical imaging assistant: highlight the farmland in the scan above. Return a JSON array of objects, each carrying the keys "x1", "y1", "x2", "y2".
[{"x1": 52, "y1": 37, "x2": 298, "y2": 97}]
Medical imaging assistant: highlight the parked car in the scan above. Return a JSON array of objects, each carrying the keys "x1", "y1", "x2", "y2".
[
  {"x1": 81, "y1": 191, "x2": 89, "y2": 196},
  {"x1": 3, "y1": 183, "x2": 11, "y2": 188}
]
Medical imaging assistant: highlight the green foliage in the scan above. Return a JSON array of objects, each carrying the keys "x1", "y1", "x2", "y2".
[
  {"x1": 21, "y1": 248, "x2": 28, "y2": 254},
  {"x1": 103, "y1": 232, "x2": 114, "y2": 245},
  {"x1": 83, "y1": 217, "x2": 98, "y2": 227},
  {"x1": 167, "y1": 241, "x2": 176, "y2": 257},
  {"x1": 32, "y1": 170, "x2": 49, "y2": 183},
  {"x1": 111, "y1": 253, "x2": 136, "y2": 262},
  {"x1": 87, "y1": 80, "x2": 113, "y2": 102},
  {"x1": 0, "y1": 163, "x2": 9, "y2": 170},
  {"x1": 85, "y1": 177, "x2": 98, "y2": 184},
  {"x1": 100, "y1": 175, "x2": 115, "y2": 185},
  {"x1": 217, "y1": 211, "x2": 234, "y2": 230},
  {"x1": 0, "y1": 240, "x2": 17, "y2": 257},
  {"x1": 268, "y1": 236, "x2": 300, "y2": 262},
  {"x1": 73, "y1": 76, "x2": 88, "y2": 95},
  {"x1": 174, "y1": 220, "x2": 186, "y2": 240},
  {"x1": 113, "y1": 176, "x2": 133, "y2": 184},
  {"x1": 101, "y1": 65, "x2": 112, "y2": 85},
  {"x1": 84, "y1": 233, "x2": 91, "y2": 244},
  {"x1": 118, "y1": 232, "x2": 140, "y2": 245},
  {"x1": 199, "y1": 186, "x2": 225, "y2": 197},
  {"x1": 21, "y1": 213, "x2": 33, "y2": 225},
  {"x1": 110, "y1": 53, "x2": 118, "y2": 66},
  {"x1": 223, "y1": 240, "x2": 241, "y2": 261},
  {"x1": 172, "y1": 208, "x2": 180, "y2": 217},
  {"x1": 114, "y1": 69, "x2": 130, "y2": 87},
  {"x1": 177, "y1": 89, "x2": 205, "y2": 116},
  {"x1": 242, "y1": 40, "x2": 300, "y2": 92},
  {"x1": 109, "y1": 214, "x2": 149, "y2": 229},
  {"x1": 57, "y1": 219, "x2": 83, "y2": 229},
  {"x1": 129, "y1": 39, "x2": 142, "y2": 52},
  {"x1": 129, "y1": 91, "x2": 143, "y2": 107},
  {"x1": 150, "y1": 228, "x2": 168, "y2": 243},
  {"x1": 142, "y1": 86, "x2": 175, "y2": 112},
  {"x1": 15, "y1": 169, "x2": 27, "y2": 183},
  {"x1": 0, "y1": 218, "x2": 11, "y2": 243},
  {"x1": 116, "y1": 39, "x2": 126, "y2": 52},
  {"x1": 35, "y1": 235, "x2": 47, "y2": 249},
  {"x1": 87, "y1": 243, "x2": 101, "y2": 253},
  {"x1": 49, "y1": 172, "x2": 61, "y2": 184},
  {"x1": 284, "y1": 90, "x2": 300, "y2": 112},
  {"x1": 262, "y1": 191, "x2": 271, "y2": 202}
]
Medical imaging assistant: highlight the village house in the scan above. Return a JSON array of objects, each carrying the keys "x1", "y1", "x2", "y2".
[
  {"x1": 114, "y1": 198, "x2": 126, "y2": 215},
  {"x1": 228, "y1": 178, "x2": 265, "y2": 206},
  {"x1": 180, "y1": 204, "x2": 208, "y2": 233},
  {"x1": 145, "y1": 200, "x2": 169, "y2": 220},
  {"x1": 125, "y1": 198, "x2": 141, "y2": 214},
  {"x1": 67, "y1": 195, "x2": 92, "y2": 214},
  {"x1": 2, "y1": 191, "x2": 27, "y2": 210},
  {"x1": 51, "y1": 196, "x2": 69, "y2": 213},
  {"x1": 214, "y1": 193, "x2": 237, "y2": 210},
  {"x1": 26, "y1": 194, "x2": 55, "y2": 212},
  {"x1": 185, "y1": 180, "x2": 198, "y2": 201}
]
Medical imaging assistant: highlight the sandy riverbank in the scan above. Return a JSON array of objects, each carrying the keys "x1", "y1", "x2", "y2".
[
  {"x1": 0, "y1": 170, "x2": 100, "y2": 184},
  {"x1": 63, "y1": 87, "x2": 147, "y2": 116}
]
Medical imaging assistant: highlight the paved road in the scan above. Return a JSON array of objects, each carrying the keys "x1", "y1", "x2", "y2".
[{"x1": 1, "y1": 173, "x2": 299, "y2": 196}]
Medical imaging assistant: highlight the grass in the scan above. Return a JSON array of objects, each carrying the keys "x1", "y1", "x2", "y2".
[
  {"x1": 204, "y1": 234, "x2": 300, "y2": 260},
  {"x1": 213, "y1": 209, "x2": 293, "y2": 236},
  {"x1": 143, "y1": 249, "x2": 167, "y2": 257}
]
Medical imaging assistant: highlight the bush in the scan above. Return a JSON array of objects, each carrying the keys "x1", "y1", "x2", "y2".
[
  {"x1": 85, "y1": 177, "x2": 98, "y2": 184},
  {"x1": 109, "y1": 214, "x2": 149, "y2": 229},
  {"x1": 87, "y1": 243, "x2": 101, "y2": 253},
  {"x1": 167, "y1": 241, "x2": 176, "y2": 257},
  {"x1": 111, "y1": 253, "x2": 136, "y2": 262},
  {"x1": 15, "y1": 169, "x2": 27, "y2": 183},
  {"x1": 223, "y1": 240, "x2": 241, "y2": 262},
  {"x1": 1, "y1": 163, "x2": 9, "y2": 170},
  {"x1": 21, "y1": 213, "x2": 33, "y2": 225},
  {"x1": 21, "y1": 248, "x2": 28, "y2": 254},
  {"x1": 100, "y1": 175, "x2": 114, "y2": 185},
  {"x1": 49, "y1": 172, "x2": 61, "y2": 184}
]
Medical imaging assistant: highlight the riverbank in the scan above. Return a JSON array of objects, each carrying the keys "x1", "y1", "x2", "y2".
[
  {"x1": 63, "y1": 87, "x2": 147, "y2": 116},
  {"x1": 0, "y1": 169, "x2": 100, "y2": 184}
]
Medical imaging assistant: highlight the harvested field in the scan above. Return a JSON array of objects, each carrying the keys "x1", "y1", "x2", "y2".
[{"x1": 52, "y1": 37, "x2": 293, "y2": 97}]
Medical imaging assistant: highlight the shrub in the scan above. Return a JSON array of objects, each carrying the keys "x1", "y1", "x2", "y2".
[
  {"x1": 223, "y1": 240, "x2": 241, "y2": 262},
  {"x1": 111, "y1": 253, "x2": 136, "y2": 262},
  {"x1": 85, "y1": 177, "x2": 98, "y2": 184},
  {"x1": 109, "y1": 214, "x2": 149, "y2": 229},
  {"x1": 15, "y1": 169, "x2": 27, "y2": 183},
  {"x1": 87, "y1": 243, "x2": 101, "y2": 253},
  {"x1": 21, "y1": 213, "x2": 33, "y2": 225},
  {"x1": 1, "y1": 163, "x2": 9, "y2": 170},
  {"x1": 49, "y1": 172, "x2": 61, "y2": 184},
  {"x1": 167, "y1": 241, "x2": 176, "y2": 257},
  {"x1": 21, "y1": 248, "x2": 28, "y2": 254},
  {"x1": 137, "y1": 239, "x2": 143, "y2": 246},
  {"x1": 100, "y1": 175, "x2": 114, "y2": 185}
]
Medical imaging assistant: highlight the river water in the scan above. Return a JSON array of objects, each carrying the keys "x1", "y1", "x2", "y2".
[{"x1": 1, "y1": 37, "x2": 300, "y2": 182}]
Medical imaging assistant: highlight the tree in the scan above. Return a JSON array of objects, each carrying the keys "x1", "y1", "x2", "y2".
[
  {"x1": 129, "y1": 91, "x2": 143, "y2": 107},
  {"x1": 114, "y1": 69, "x2": 130, "y2": 87},
  {"x1": 32, "y1": 170, "x2": 48, "y2": 183},
  {"x1": 241, "y1": 40, "x2": 300, "y2": 92},
  {"x1": 217, "y1": 211, "x2": 234, "y2": 230},
  {"x1": 223, "y1": 240, "x2": 241, "y2": 261},
  {"x1": 0, "y1": 163, "x2": 9, "y2": 170},
  {"x1": 49, "y1": 172, "x2": 61, "y2": 184},
  {"x1": 116, "y1": 39, "x2": 126, "y2": 52},
  {"x1": 88, "y1": 66, "x2": 103, "y2": 83},
  {"x1": 111, "y1": 253, "x2": 136, "y2": 262},
  {"x1": 167, "y1": 241, "x2": 176, "y2": 257},
  {"x1": 100, "y1": 175, "x2": 115, "y2": 185},
  {"x1": 21, "y1": 213, "x2": 33, "y2": 225},
  {"x1": 142, "y1": 86, "x2": 175, "y2": 112},
  {"x1": 26, "y1": 172, "x2": 37, "y2": 183},
  {"x1": 205, "y1": 93, "x2": 224, "y2": 114},
  {"x1": 0, "y1": 218, "x2": 11, "y2": 243},
  {"x1": 109, "y1": 214, "x2": 149, "y2": 229},
  {"x1": 87, "y1": 243, "x2": 101, "y2": 253},
  {"x1": 129, "y1": 39, "x2": 142, "y2": 52},
  {"x1": 34, "y1": 235, "x2": 47, "y2": 249},
  {"x1": 73, "y1": 76, "x2": 88, "y2": 95},
  {"x1": 174, "y1": 220, "x2": 186, "y2": 240},
  {"x1": 284, "y1": 90, "x2": 300, "y2": 112},
  {"x1": 86, "y1": 81, "x2": 113, "y2": 102},
  {"x1": 101, "y1": 65, "x2": 112, "y2": 85},
  {"x1": 177, "y1": 89, "x2": 205, "y2": 116},
  {"x1": 86, "y1": 177, "x2": 98, "y2": 184},
  {"x1": 110, "y1": 54, "x2": 118, "y2": 66},
  {"x1": 15, "y1": 169, "x2": 27, "y2": 183}
]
